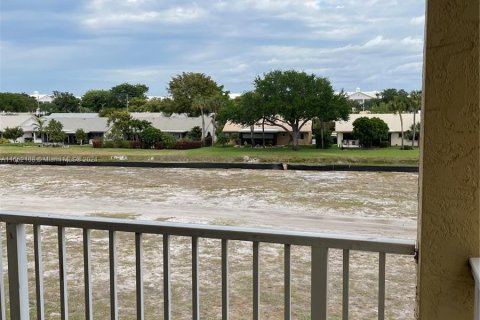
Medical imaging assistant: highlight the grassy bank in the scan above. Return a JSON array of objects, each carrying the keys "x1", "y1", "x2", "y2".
[{"x1": 0, "y1": 144, "x2": 419, "y2": 165}]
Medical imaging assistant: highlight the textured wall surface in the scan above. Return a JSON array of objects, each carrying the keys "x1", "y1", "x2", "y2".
[{"x1": 417, "y1": 0, "x2": 480, "y2": 319}]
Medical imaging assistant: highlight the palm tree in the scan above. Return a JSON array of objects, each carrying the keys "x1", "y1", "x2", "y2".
[
  {"x1": 409, "y1": 90, "x2": 422, "y2": 148},
  {"x1": 192, "y1": 96, "x2": 208, "y2": 146},
  {"x1": 33, "y1": 117, "x2": 46, "y2": 143},
  {"x1": 388, "y1": 96, "x2": 408, "y2": 149}
]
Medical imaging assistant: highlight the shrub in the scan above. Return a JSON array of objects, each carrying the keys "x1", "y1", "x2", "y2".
[
  {"x1": 128, "y1": 140, "x2": 142, "y2": 149},
  {"x1": 401, "y1": 145, "x2": 413, "y2": 150},
  {"x1": 139, "y1": 127, "x2": 163, "y2": 148},
  {"x1": 175, "y1": 139, "x2": 202, "y2": 150},
  {"x1": 92, "y1": 139, "x2": 103, "y2": 148},
  {"x1": 186, "y1": 126, "x2": 202, "y2": 140},
  {"x1": 315, "y1": 131, "x2": 332, "y2": 149},
  {"x1": 0, "y1": 138, "x2": 10, "y2": 144},
  {"x1": 216, "y1": 133, "x2": 229, "y2": 146},
  {"x1": 161, "y1": 132, "x2": 177, "y2": 149},
  {"x1": 103, "y1": 140, "x2": 114, "y2": 148},
  {"x1": 379, "y1": 141, "x2": 390, "y2": 148}
]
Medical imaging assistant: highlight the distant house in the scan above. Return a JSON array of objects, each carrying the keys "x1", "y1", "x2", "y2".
[
  {"x1": 223, "y1": 120, "x2": 313, "y2": 146},
  {"x1": 0, "y1": 113, "x2": 39, "y2": 143},
  {"x1": 43, "y1": 113, "x2": 111, "y2": 144},
  {"x1": 131, "y1": 113, "x2": 214, "y2": 139},
  {"x1": 334, "y1": 113, "x2": 421, "y2": 148}
]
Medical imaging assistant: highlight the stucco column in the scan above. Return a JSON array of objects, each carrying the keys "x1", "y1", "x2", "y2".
[{"x1": 417, "y1": 0, "x2": 480, "y2": 319}]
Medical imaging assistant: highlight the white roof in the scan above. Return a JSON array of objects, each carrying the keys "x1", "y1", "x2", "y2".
[
  {"x1": 223, "y1": 119, "x2": 312, "y2": 133},
  {"x1": 48, "y1": 113, "x2": 99, "y2": 118},
  {"x1": 0, "y1": 114, "x2": 38, "y2": 132},
  {"x1": 43, "y1": 115, "x2": 110, "y2": 134},
  {"x1": 131, "y1": 113, "x2": 214, "y2": 133},
  {"x1": 335, "y1": 113, "x2": 421, "y2": 133}
]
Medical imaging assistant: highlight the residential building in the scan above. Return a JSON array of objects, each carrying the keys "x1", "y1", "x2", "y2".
[
  {"x1": 43, "y1": 113, "x2": 110, "y2": 144},
  {"x1": 131, "y1": 112, "x2": 214, "y2": 139},
  {"x1": 223, "y1": 120, "x2": 313, "y2": 146},
  {"x1": 335, "y1": 112, "x2": 420, "y2": 148},
  {"x1": 0, "y1": 113, "x2": 40, "y2": 143}
]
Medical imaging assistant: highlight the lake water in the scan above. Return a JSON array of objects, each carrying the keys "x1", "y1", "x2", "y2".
[
  {"x1": 0, "y1": 165, "x2": 418, "y2": 319},
  {"x1": 0, "y1": 165, "x2": 418, "y2": 238}
]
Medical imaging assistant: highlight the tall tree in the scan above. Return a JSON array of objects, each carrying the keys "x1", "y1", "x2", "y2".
[
  {"x1": 0, "y1": 93, "x2": 37, "y2": 112},
  {"x1": 220, "y1": 92, "x2": 264, "y2": 147},
  {"x1": 254, "y1": 70, "x2": 343, "y2": 150},
  {"x1": 81, "y1": 90, "x2": 115, "y2": 112},
  {"x1": 167, "y1": 72, "x2": 225, "y2": 116},
  {"x1": 408, "y1": 90, "x2": 422, "y2": 148},
  {"x1": 51, "y1": 91, "x2": 81, "y2": 113},
  {"x1": 110, "y1": 83, "x2": 149, "y2": 109},
  {"x1": 388, "y1": 95, "x2": 408, "y2": 149},
  {"x1": 33, "y1": 117, "x2": 46, "y2": 142},
  {"x1": 316, "y1": 91, "x2": 350, "y2": 149}
]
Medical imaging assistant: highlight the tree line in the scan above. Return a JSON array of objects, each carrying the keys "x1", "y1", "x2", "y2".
[{"x1": 0, "y1": 71, "x2": 421, "y2": 150}]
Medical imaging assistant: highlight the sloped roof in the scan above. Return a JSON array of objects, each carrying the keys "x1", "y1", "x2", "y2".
[
  {"x1": 43, "y1": 115, "x2": 110, "y2": 134},
  {"x1": 0, "y1": 114, "x2": 38, "y2": 132},
  {"x1": 223, "y1": 120, "x2": 312, "y2": 133},
  {"x1": 335, "y1": 113, "x2": 421, "y2": 133},
  {"x1": 131, "y1": 113, "x2": 214, "y2": 133},
  {"x1": 48, "y1": 113, "x2": 99, "y2": 118}
]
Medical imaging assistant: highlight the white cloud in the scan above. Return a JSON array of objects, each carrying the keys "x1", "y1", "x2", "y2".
[{"x1": 410, "y1": 15, "x2": 425, "y2": 26}]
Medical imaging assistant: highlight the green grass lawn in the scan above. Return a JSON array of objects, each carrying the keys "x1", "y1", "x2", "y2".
[{"x1": 0, "y1": 144, "x2": 420, "y2": 165}]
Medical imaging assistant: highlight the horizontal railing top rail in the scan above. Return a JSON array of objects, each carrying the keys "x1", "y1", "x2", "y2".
[{"x1": 0, "y1": 210, "x2": 415, "y2": 255}]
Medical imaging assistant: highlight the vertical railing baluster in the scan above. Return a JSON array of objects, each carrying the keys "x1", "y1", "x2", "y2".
[
  {"x1": 83, "y1": 229, "x2": 93, "y2": 320},
  {"x1": 284, "y1": 244, "x2": 291, "y2": 320},
  {"x1": 6, "y1": 223, "x2": 29, "y2": 320},
  {"x1": 34, "y1": 225, "x2": 45, "y2": 320},
  {"x1": 378, "y1": 252, "x2": 386, "y2": 320},
  {"x1": 135, "y1": 233, "x2": 144, "y2": 320},
  {"x1": 109, "y1": 231, "x2": 118, "y2": 320},
  {"x1": 58, "y1": 226, "x2": 68, "y2": 320},
  {"x1": 192, "y1": 237, "x2": 199, "y2": 320},
  {"x1": 342, "y1": 249, "x2": 349, "y2": 320},
  {"x1": 222, "y1": 239, "x2": 229, "y2": 320},
  {"x1": 253, "y1": 241, "x2": 260, "y2": 320},
  {"x1": 163, "y1": 234, "x2": 171, "y2": 320},
  {"x1": 311, "y1": 246, "x2": 328, "y2": 320},
  {"x1": 0, "y1": 227, "x2": 5, "y2": 320}
]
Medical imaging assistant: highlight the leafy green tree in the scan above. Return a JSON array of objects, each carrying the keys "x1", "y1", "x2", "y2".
[
  {"x1": 139, "y1": 127, "x2": 163, "y2": 148},
  {"x1": 0, "y1": 93, "x2": 38, "y2": 112},
  {"x1": 186, "y1": 126, "x2": 202, "y2": 140},
  {"x1": 316, "y1": 91, "x2": 350, "y2": 149},
  {"x1": 106, "y1": 111, "x2": 151, "y2": 141},
  {"x1": 2, "y1": 127, "x2": 24, "y2": 142},
  {"x1": 254, "y1": 70, "x2": 341, "y2": 150},
  {"x1": 219, "y1": 92, "x2": 264, "y2": 147},
  {"x1": 110, "y1": 83, "x2": 149, "y2": 109},
  {"x1": 81, "y1": 90, "x2": 115, "y2": 112},
  {"x1": 75, "y1": 128, "x2": 86, "y2": 145},
  {"x1": 352, "y1": 117, "x2": 389, "y2": 148},
  {"x1": 45, "y1": 119, "x2": 66, "y2": 143},
  {"x1": 167, "y1": 72, "x2": 225, "y2": 116},
  {"x1": 216, "y1": 132, "x2": 229, "y2": 147},
  {"x1": 52, "y1": 91, "x2": 81, "y2": 113}
]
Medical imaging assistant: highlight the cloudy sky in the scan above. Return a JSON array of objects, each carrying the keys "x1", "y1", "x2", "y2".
[{"x1": 0, "y1": 0, "x2": 425, "y2": 96}]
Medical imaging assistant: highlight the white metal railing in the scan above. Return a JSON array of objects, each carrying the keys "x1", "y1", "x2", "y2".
[
  {"x1": 0, "y1": 210, "x2": 416, "y2": 320},
  {"x1": 471, "y1": 258, "x2": 480, "y2": 320}
]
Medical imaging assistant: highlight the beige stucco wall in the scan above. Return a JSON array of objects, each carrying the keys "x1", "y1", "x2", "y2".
[
  {"x1": 277, "y1": 132, "x2": 312, "y2": 146},
  {"x1": 417, "y1": 0, "x2": 480, "y2": 319}
]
